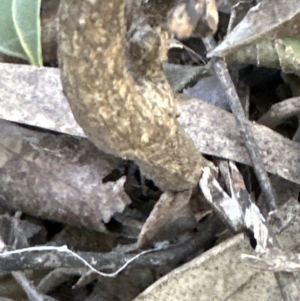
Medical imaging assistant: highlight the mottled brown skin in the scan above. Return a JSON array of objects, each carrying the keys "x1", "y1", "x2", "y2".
[{"x1": 58, "y1": 0, "x2": 208, "y2": 191}]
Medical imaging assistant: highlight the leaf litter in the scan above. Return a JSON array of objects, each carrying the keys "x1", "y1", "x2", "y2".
[{"x1": 0, "y1": 0, "x2": 300, "y2": 300}]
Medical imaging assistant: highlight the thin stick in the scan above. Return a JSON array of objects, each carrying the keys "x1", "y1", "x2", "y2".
[
  {"x1": 202, "y1": 37, "x2": 277, "y2": 212},
  {"x1": 0, "y1": 245, "x2": 159, "y2": 278}
]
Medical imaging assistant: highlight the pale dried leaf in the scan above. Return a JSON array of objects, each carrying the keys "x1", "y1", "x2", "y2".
[
  {"x1": 199, "y1": 166, "x2": 244, "y2": 231},
  {"x1": 178, "y1": 99, "x2": 300, "y2": 185},
  {"x1": 199, "y1": 165, "x2": 271, "y2": 251},
  {"x1": 0, "y1": 63, "x2": 84, "y2": 137}
]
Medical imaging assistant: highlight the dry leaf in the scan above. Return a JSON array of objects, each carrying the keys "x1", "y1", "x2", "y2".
[
  {"x1": 209, "y1": 0, "x2": 300, "y2": 58},
  {"x1": 224, "y1": 38, "x2": 300, "y2": 77},
  {"x1": 221, "y1": 1, "x2": 300, "y2": 75},
  {"x1": 241, "y1": 199, "x2": 300, "y2": 299},
  {"x1": 0, "y1": 120, "x2": 130, "y2": 232},
  {"x1": 199, "y1": 164, "x2": 271, "y2": 251},
  {"x1": 183, "y1": 74, "x2": 231, "y2": 111},
  {"x1": 268, "y1": 199, "x2": 300, "y2": 254},
  {"x1": 163, "y1": 62, "x2": 212, "y2": 92},
  {"x1": 226, "y1": 0, "x2": 256, "y2": 33},
  {"x1": 1, "y1": 64, "x2": 300, "y2": 185},
  {"x1": 0, "y1": 63, "x2": 85, "y2": 137},
  {"x1": 134, "y1": 234, "x2": 283, "y2": 300},
  {"x1": 178, "y1": 99, "x2": 300, "y2": 185},
  {"x1": 138, "y1": 189, "x2": 196, "y2": 247},
  {"x1": 216, "y1": 0, "x2": 241, "y2": 13},
  {"x1": 257, "y1": 175, "x2": 300, "y2": 218}
]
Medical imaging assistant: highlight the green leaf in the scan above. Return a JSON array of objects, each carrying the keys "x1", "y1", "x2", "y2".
[
  {"x1": 282, "y1": 38, "x2": 300, "y2": 55},
  {"x1": 275, "y1": 38, "x2": 300, "y2": 76},
  {"x1": 12, "y1": 0, "x2": 42, "y2": 66},
  {"x1": 224, "y1": 38, "x2": 300, "y2": 77},
  {"x1": 0, "y1": 0, "x2": 26, "y2": 60},
  {"x1": 0, "y1": 0, "x2": 42, "y2": 66}
]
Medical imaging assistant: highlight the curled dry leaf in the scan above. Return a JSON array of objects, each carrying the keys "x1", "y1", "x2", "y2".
[
  {"x1": 0, "y1": 120, "x2": 130, "y2": 232},
  {"x1": 199, "y1": 166, "x2": 245, "y2": 232}
]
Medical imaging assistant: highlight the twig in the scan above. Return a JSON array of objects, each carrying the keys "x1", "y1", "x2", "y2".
[
  {"x1": 0, "y1": 245, "x2": 158, "y2": 278},
  {"x1": 258, "y1": 96, "x2": 300, "y2": 128},
  {"x1": 0, "y1": 232, "x2": 57, "y2": 301},
  {"x1": 202, "y1": 36, "x2": 277, "y2": 212},
  {"x1": 0, "y1": 216, "x2": 223, "y2": 273},
  {"x1": 12, "y1": 271, "x2": 58, "y2": 301}
]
